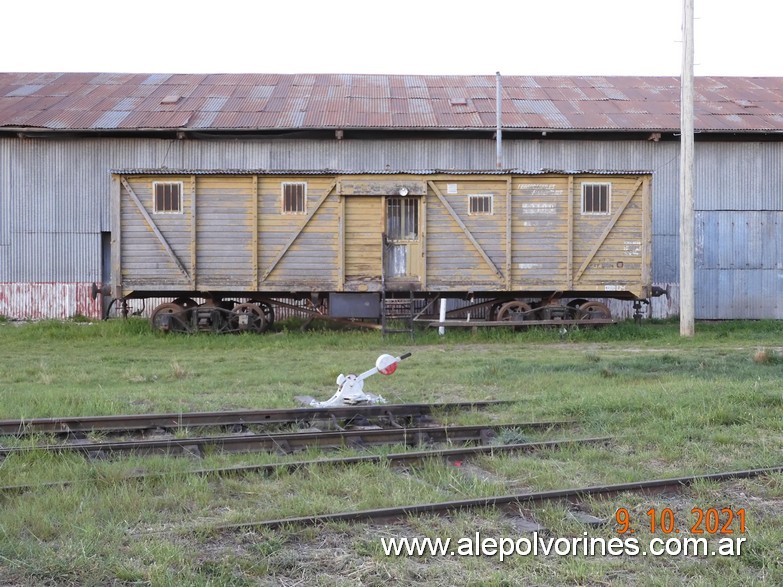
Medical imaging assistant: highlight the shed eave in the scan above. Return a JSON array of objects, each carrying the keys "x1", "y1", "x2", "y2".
[{"x1": 4, "y1": 124, "x2": 783, "y2": 136}]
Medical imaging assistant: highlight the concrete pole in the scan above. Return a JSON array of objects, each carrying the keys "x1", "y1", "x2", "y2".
[
  {"x1": 680, "y1": 0, "x2": 695, "y2": 336},
  {"x1": 438, "y1": 298, "x2": 447, "y2": 336}
]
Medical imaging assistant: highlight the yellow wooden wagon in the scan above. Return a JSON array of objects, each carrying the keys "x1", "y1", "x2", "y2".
[{"x1": 111, "y1": 170, "x2": 658, "y2": 332}]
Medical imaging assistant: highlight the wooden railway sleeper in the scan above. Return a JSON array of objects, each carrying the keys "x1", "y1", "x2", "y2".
[
  {"x1": 479, "y1": 427, "x2": 498, "y2": 444},
  {"x1": 346, "y1": 436, "x2": 368, "y2": 450},
  {"x1": 413, "y1": 431, "x2": 434, "y2": 447},
  {"x1": 272, "y1": 439, "x2": 293, "y2": 455},
  {"x1": 180, "y1": 444, "x2": 205, "y2": 459}
]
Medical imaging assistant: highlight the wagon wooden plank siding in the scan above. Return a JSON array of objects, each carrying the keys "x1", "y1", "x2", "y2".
[
  {"x1": 571, "y1": 176, "x2": 649, "y2": 297},
  {"x1": 260, "y1": 177, "x2": 339, "y2": 290},
  {"x1": 118, "y1": 176, "x2": 195, "y2": 291},
  {"x1": 113, "y1": 170, "x2": 654, "y2": 332},
  {"x1": 197, "y1": 176, "x2": 256, "y2": 290},
  {"x1": 427, "y1": 178, "x2": 506, "y2": 290},
  {"x1": 513, "y1": 176, "x2": 568, "y2": 291}
]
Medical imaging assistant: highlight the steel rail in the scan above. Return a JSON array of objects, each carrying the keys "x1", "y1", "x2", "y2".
[
  {"x1": 213, "y1": 465, "x2": 783, "y2": 531},
  {"x1": 0, "y1": 436, "x2": 610, "y2": 495},
  {"x1": 0, "y1": 401, "x2": 511, "y2": 437},
  {"x1": 0, "y1": 421, "x2": 574, "y2": 459}
]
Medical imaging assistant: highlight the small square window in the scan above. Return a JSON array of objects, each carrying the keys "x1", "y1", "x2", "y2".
[
  {"x1": 468, "y1": 194, "x2": 493, "y2": 215},
  {"x1": 581, "y1": 183, "x2": 611, "y2": 215},
  {"x1": 153, "y1": 181, "x2": 182, "y2": 213},
  {"x1": 282, "y1": 182, "x2": 307, "y2": 214}
]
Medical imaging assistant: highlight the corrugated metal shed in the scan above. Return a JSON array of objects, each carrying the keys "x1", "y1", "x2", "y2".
[
  {"x1": 3, "y1": 134, "x2": 780, "y2": 284},
  {"x1": 2, "y1": 72, "x2": 783, "y2": 321},
  {"x1": 3, "y1": 73, "x2": 783, "y2": 133}
]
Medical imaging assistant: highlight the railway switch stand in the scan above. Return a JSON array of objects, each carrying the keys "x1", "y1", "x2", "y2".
[{"x1": 301, "y1": 353, "x2": 412, "y2": 408}]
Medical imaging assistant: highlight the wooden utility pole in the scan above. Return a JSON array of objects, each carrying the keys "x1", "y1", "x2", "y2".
[{"x1": 680, "y1": 0, "x2": 695, "y2": 336}]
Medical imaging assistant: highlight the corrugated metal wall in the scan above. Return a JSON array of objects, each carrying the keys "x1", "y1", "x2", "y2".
[
  {"x1": 696, "y1": 211, "x2": 783, "y2": 318},
  {"x1": 1, "y1": 136, "x2": 781, "y2": 319},
  {"x1": 0, "y1": 138, "x2": 9, "y2": 247}
]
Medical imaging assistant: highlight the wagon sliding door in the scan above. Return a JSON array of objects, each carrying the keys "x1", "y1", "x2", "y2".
[{"x1": 343, "y1": 196, "x2": 383, "y2": 291}]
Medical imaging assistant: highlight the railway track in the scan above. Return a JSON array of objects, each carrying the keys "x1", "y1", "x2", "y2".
[
  {"x1": 0, "y1": 400, "x2": 510, "y2": 437},
  {"x1": 0, "y1": 436, "x2": 610, "y2": 495},
  {"x1": 0, "y1": 420, "x2": 574, "y2": 459},
  {"x1": 212, "y1": 465, "x2": 783, "y2": 532}
]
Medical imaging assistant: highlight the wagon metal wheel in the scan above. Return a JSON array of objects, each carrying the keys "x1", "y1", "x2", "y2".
[
  {"x1": 257, "y1": 301, "x2": 275, "y2": 327},
  {"x1": 487, "y1": 301, "x2": 505, "y2": 321},
  {"x1": 231, "y1": 302, "x2": 268, "y2": 333},
  {"x1": 496, "y1": 301, "x2": 533, "y2": 322},
  {"x1": 578, "y1": 301, "x2": 612, "y2": 320},
  {"x1": 150, "y1": 302, "x2": 190, "y2": 333}
]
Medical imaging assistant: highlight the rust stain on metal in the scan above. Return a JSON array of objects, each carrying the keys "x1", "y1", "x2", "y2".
[{"x1": 0, "y1": 283, "x2": 102, "y2": 320}]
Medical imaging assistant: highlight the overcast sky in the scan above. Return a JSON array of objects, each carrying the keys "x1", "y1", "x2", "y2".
[{"x1": 3, "y1": 0, "x2": 780, "y2": 77}]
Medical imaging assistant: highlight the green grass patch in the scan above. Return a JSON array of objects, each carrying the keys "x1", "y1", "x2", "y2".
[{"x1": 0, "y1": 318, "x2": 782, "y2": 584}]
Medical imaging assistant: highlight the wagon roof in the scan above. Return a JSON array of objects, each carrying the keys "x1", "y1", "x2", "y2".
[
  {"x1": 2, "y1": 72, "x2": 783, "y2": 134},
  {"x1": 111, "y1": 168, "x2": 654, "y2": 176}
]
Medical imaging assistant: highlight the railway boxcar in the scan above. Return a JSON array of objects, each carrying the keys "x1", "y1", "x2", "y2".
[{"x1": 111, "y1": 170, "x2": 655, "y2": 332}]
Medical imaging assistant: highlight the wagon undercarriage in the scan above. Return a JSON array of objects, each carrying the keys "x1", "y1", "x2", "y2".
[
  {"x1": 149, "y1": 297, "x2": 275, "y2": 334},
  {"x1": 441, "y1": 297, "x2": 613, "y2": 324},
  {"x1": 408, "y1": 294, "x2": 619, "y2": 330},
  {"x1": 143, "y1": 291, "x2": 641, "y2": 334}
]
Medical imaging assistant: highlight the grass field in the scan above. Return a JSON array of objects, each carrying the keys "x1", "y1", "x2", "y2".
[{"x1": 0, "y1": 318, "x2": 782, "y2": 586}]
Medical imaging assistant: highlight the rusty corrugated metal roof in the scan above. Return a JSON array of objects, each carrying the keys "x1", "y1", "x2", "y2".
[
  {"x1": 2, "y1": 72, "x2": 783, "y2": 133},
  {"x1": 111, "y1": 168, "x2": 653, "y2": 176}
]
